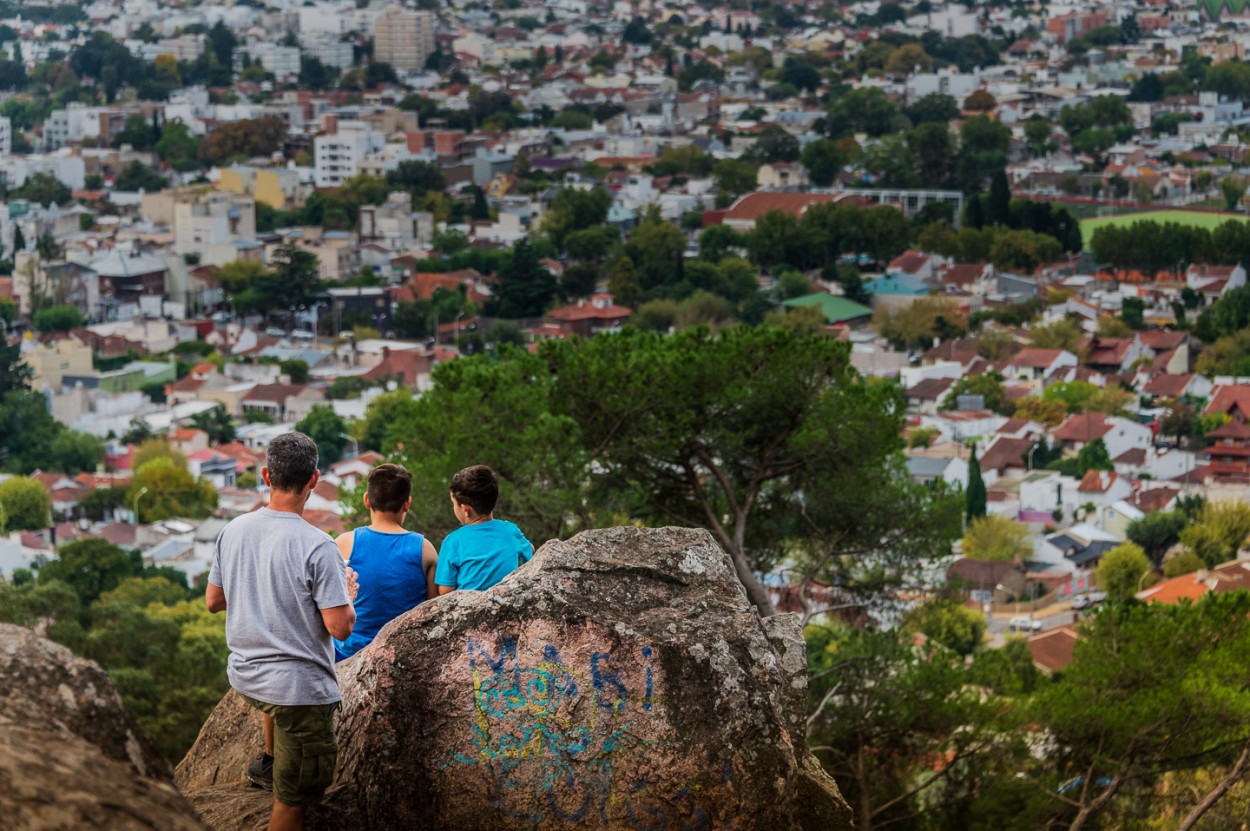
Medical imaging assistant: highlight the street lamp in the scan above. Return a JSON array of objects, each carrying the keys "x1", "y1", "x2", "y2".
[
  {"x1": 131, "y1": 486, "x2": 149, "y2": 524},
  {"x1": 340, "y1": 433, "x2": 359, "y2": 460},
  {"x1": 454, "y1": 310, "x2": 466, "y2": 352},
  {"x1": 1027, "y1": 442, "x2": 1039, "y2": 471}
]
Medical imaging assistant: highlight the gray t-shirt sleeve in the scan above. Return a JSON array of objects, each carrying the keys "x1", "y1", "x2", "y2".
[
  {"x1": 208, "y1": 529, "x2": 224, "y2": 585},
  {"x1": 308, "y1": 540, "x2": 350, "y2": 609}
]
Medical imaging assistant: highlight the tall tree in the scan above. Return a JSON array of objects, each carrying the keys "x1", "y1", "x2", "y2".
[{"x1": 966, "y1": 443, "x2": 987, "y2": 522}]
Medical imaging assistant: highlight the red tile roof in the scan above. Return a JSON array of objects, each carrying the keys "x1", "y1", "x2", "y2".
[
  {"x1": 1054, "y1": 412, "x2": 1112, "y2": 443},
  {"x1": 1010, "y1": 348, "x2": 1064, "y2": 368},
  {"x1": 980, "y1": 437, "x2": 1032, "y2": 473},
  {"x1": 1028, "y1": 626, "x2": 1078, "y2": 673},
  {"x1": 242, "y1": 383, "x2": 307, "y2": 403},
  {"x1": 1143, "y1": 373, "x2": 1193, "y2": 398},
  {"x1": 1207, "y1": 386, "x2": 1250, "y2": 420},
  {"x1": 941, "y1": 263, "x2": 988, "y2": 287}
]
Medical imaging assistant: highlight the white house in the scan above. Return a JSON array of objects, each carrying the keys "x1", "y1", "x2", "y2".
[
  {"x1": 1052, "y1": 412, "x2": 1153, "y2": 460},
  {"x1": 1001, "y1": 348, "x2": 1079, "y2": 382}
]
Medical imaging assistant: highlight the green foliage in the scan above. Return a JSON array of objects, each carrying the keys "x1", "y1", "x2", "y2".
[
  {"x1": 1126, "y1": 510, "x2": 1188, "y2": 568},
  {"x1": 966, "y1": 443, "x2": 987, "y2": 522},
  {"x1": 36, "y1": 538, "x2": 141, "y2": 608},
  {"x1": 1094, "y1": 542, "x2": 1150, "y2": 602},
  {"x1": 188, "y1": 406, "x2": 236, "y2": 446},
  {"x1": 541, "y1": 187, "x2": 611, "y2": 252},
  {"x1": 0, "y1": 476, "x2": 50, "y2": 530},
  {"x1": 294, "y1": 405, "x2": 347, "y2": 468},
  {"x1": 1030, "y1": 592, "x2": 1250, "y2": 826},
  {"x1": 1162, "y1": 549, "x2": 1204, "y2": 578},
  {"x1": 941, "y1": 372, "x2": 1010, "y2": 415},
  {"x1": 1179, "y1": 500, "x2": 1250, "y2": 567},
  {"x1": 48, "y1": 430, "x2": 105, "y2": 475},
  {"x1": 806, "y1": 623, "x2": 1009, "y2": 829},
  {"x1": 114, "y1": 160, "x2": 167, "y2": 192},
  {"x1": 32, "y1": 304, "x2": 84, "y2": 333},
  {"x1": 198, "y1": 117, "x2": 286, "y2": 165},
  {"x1": 13, "y1": 172, "x2": 71, "y2": 206},
  {"x1": 903, "y1": 599, "x2": 986, "y2": 656},
  {"x1": 961, "y1": 515, "x2": 1032, "y2": 562},
  {"x1": 486, "y1": 237, "x2": 558, "y2": 320},
  {"x1": 127, "y1": 458, "x2": 217, "y2": 523}
]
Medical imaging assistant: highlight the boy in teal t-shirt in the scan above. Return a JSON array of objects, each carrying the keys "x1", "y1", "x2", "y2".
[{"x1": 435, "y1": 465, "x2": 533, "y2": 594}]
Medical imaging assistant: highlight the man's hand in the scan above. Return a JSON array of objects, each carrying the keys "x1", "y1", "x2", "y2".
[{"x1": 346, "y1": 566, "x2": 359, "y2": 604}]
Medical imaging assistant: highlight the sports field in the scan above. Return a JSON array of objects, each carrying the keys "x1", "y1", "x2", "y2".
[{"x1": 1080, "y1": 209, "x2": 1248, "y2": 247}]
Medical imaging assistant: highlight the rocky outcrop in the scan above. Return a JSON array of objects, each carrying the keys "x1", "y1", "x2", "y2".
[
  {"x1": 178, "y1": 527, "x2": 852, "y2": 830},
  {"x1": 0, "y1": 623, "x2": 209, "y2": 831}
]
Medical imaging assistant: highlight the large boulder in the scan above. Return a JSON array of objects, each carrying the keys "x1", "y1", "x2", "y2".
[
  {"x1": 0, "y1": 623, "x2": 209, "y2": 831},
  {"x1": 178, "y1": 527, "x2": 852, "y2": 830}
]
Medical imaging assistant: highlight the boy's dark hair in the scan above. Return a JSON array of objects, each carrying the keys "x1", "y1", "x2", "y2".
[
  {"x1": 367, "y1": 464, "x2": 413, "y2": 514},
  {"x1": 265, "y1": 432, "x2": 319, "y2": 492},
  {"x1": 450, "y1": 465, "x2": 498, "y2": 516}
]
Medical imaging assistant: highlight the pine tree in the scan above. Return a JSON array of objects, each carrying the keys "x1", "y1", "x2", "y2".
[
  {"x1": 965, "y1": 443, "x2": 987, "y2": 523},
  {"x1": 988, "y1": 169, "x2": 1011, "y2": 226}
]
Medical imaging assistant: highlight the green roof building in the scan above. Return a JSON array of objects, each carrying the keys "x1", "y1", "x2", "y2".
[{"x1": 782, "y1": 292, "x2": 873, "y2": 325}]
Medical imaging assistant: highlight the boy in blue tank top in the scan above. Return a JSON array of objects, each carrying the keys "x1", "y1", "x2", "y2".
[
  {"x1": 332, "y1": 463, "x2": 438, "y2": 661},
  {"x1": 435, "y1": 465, "x2": 534, "y2": 595}
]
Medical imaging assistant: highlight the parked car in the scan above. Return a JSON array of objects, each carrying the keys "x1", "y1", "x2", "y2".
[
  {"x1": 1071, "y1": 595, "x2": 1092, "y2": 610},
  {"x1": 1088, "y1": 590, "x2": 1106, "y2": 604},
  {"x1": 1008, "y1": 616, "x2": 1043, "y2": 632}
]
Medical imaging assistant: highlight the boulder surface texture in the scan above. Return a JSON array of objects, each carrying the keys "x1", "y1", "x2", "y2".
[
  {"x1": 0, "y1": 623, "x2": 209, "y2": 831},
  {"x1": 178, "y1": 526, "x2": 852, "y2": 830}
]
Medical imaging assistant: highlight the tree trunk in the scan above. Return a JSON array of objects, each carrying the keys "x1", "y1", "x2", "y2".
[
  {"x1": 1067, "y1": 774, "x2": 1123, "y2": 831},
  {"x1": 1176, "y1": 740, "x2": 1250, "y2": 831},
  {"x1": 728, "y1": 542, "x2": 776, "y2": 616}
]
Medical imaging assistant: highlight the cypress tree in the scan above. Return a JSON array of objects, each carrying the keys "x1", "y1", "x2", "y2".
[{"x1": 966, "y1": 443, "x2": 987, "y2": 523}]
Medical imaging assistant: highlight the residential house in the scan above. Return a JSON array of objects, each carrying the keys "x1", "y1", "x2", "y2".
[
  {"x1": 939, "y1": 262, "x2": 995, "y2": 295},
  {"x1": 187, "y1": 449, "x2": 238, "y2": 489},
  {"x1": 1002, "y1": 348, "x2": 1079, "y2": 383},
  {"x1": 1205, "y1": 385, "x2": 1250, "y2": 423},
  {"x1": 904, "y1": 377, "x2": 955, "y2": 416},
  {"x1": 756, "y1": 162, "x2": 808, "y2": 190},
  {"x1": 1201, "y1": 419, "x2": 1250, "y2": 481},
  {"x1": 1053, "y1": 412, "x2": 1153, "y2": 459},
  {"x1": 241, "y1": 383, "x2": 309, "y2": 421},
  {"x1": 979, "y1": 436, "x2": 1034, "y2": 483},
  {"x1": 1044, "y1": 523, "x2": 1122, "y2": 572},
  {"x1": 887, "y1": 251, "x2": 940, "y2": 284},
  {"x1": 330, "y1": 451, "x2": 386, "y2": 491},
  {"x1": 1075, "y1": 469, "x2": 1133, "y2": 510},
  {"x1": 1027, "y1": 626, "x2": 1078, "y2": 674},
  {"x1": 1142, "y1": 373, "x2": 1211, "y2": 402},
  {"x1": 781, "y1": 293, "x2": 873, "y2": 327},
  {"x1": 1084, "y1": 336, "x2": 1150, "y2": 375},
  {"x1": 547, "y1": 293, "x2": 633, "y2": 338},
  {"x1": 1137, "y1": 560, "x2": 1250, "y2": 605}
]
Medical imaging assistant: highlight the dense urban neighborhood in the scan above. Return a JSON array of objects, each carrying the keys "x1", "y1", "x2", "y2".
[{"x1": 7, "y1": 0, "x2": 1250, "y2": 828}]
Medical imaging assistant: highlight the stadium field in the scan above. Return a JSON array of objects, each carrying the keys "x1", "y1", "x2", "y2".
[{"x1": 1080, "y1": 209, "x2": 1248, "y2": 246}]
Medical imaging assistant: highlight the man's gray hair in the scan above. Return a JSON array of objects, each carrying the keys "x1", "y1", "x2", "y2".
[{"x1": 265, "y1": 432, "x2": 319, "y2": 492}]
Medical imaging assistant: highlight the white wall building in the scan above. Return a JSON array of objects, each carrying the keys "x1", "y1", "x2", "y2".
[{"x1": 314, "y1": 120, "x2": 384, "y2": 187}]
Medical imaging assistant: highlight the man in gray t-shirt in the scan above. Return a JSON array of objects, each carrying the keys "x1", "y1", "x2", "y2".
[{"x1": 207, "y1": 431, "x2": 357, "y2": 831}]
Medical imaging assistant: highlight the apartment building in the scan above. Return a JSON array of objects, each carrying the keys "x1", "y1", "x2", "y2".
[
  {"x1": 373, "y1": 7, "x2": 435, "y2": 72},
  {"x1": 314, "y1": 119, "x2": 384, "y2": 187}
]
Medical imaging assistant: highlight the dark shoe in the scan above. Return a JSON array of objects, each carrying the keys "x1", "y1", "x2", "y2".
[{"x1": 247, "y1": 753, "x2": 274, "y2": 790}]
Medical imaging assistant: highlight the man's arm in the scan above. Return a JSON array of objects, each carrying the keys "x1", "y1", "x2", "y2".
[
  {"x1": 437, "y1": 584, "x2": 455, "y2": 596},
  {"x1": 206, "y1": 582, "x2": 226, "y2": 613},
  {"x1": 320, "y1": 604, "x2": 356, "y2": 640},
  {"x1": 421, "y1": 538, "x2": 439, "y2": 603},
  {"x1": 320, "y1": 565, "x2": 358, "y2": 639}
]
